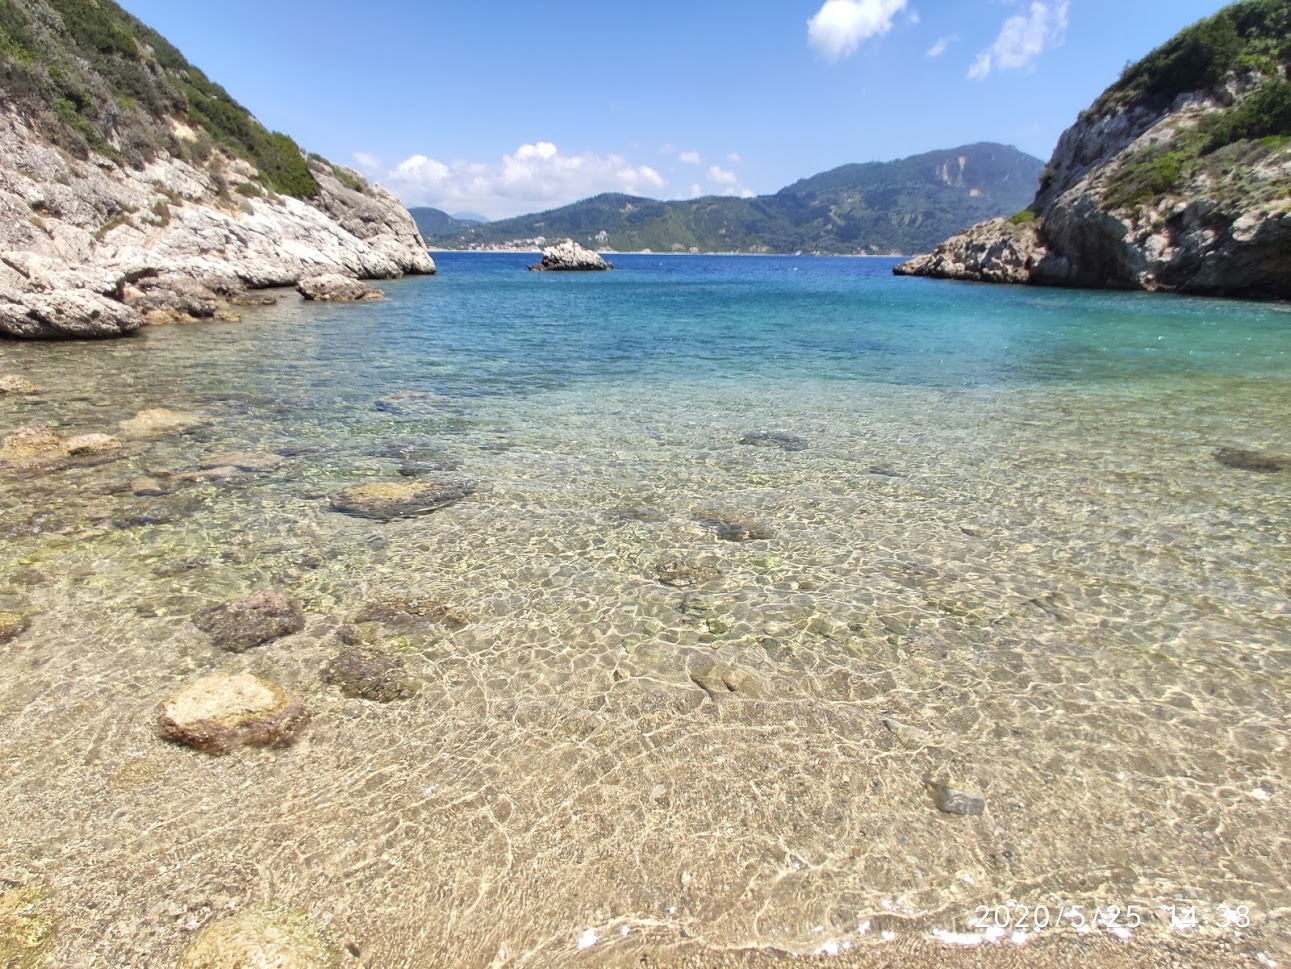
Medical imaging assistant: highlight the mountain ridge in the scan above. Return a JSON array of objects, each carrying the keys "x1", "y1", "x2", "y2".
[{"x1": 425, "y1": 143, "x2": 1044, "y2": 255}]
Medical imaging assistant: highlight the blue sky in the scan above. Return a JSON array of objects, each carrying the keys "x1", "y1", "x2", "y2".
[{"x1": 117, "y1": 0, "x2": 1228, "y2": 219}]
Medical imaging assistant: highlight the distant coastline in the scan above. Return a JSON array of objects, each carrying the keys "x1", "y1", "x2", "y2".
[{"x1": 427, "y1": 248, "x2": 907, "y2": 259}]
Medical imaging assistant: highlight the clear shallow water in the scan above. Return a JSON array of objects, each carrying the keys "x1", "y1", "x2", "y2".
[{"x1": 0, "y1": 253, "x2": 1288, "y2": 966}]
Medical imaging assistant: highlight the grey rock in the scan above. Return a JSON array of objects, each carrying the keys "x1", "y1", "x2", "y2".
[
  {"x1": 193, "y1": 590, "x2": 305, "y2": 652},
  {"x1": 296, "y1": 273, "x2": 384, "y2": 302},
  {"x1": 740, "y1": 431, "x2": 808, "y2": 451},
  {"x1": 1215, "y1": 447, "x2": 1287, "y2": 473},
  {"x1": 528, "y1": 238, "x2": 613, "y2": 272},
  {"x1": 929, "y1": 781, "x2": 986, "y2": 816}
]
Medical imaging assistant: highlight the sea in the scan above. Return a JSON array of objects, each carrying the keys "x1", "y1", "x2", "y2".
[{"x1": 0, "y1": 252, "x2": 1287, "y2": 966}]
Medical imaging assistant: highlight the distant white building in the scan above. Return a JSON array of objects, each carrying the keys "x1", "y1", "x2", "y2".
[{"x1": 595, "y1": 230, "x2": 608, "y2": 245}]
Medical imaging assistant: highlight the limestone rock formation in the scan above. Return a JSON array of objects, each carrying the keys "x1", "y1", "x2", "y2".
[
  {"x1": 528, "y1": 238, "x2": 613, "y2": 272},
  {"x1": 0, "y1": 2, "x2": 435, "y2": 340},
  {"x1": 296, "y1": 273, "x2": 384, "y2": 302},
  {"x1": 897, "y1": 3, "x2": 1291, "y2": 299},
  {"x1": 157, "y1": 671, "x2": 309, "y2": 755}
]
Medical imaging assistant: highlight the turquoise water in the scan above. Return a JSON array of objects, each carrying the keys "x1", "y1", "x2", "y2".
[{"x1": 0, "y1": 254, "x2": 1288, "y2": 966}]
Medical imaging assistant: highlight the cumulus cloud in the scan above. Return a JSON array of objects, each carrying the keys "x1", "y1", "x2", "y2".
[
  {"x1": 926, "y1": 35, "x2": 956, "y2": 58},
  {"x1": 969, "y1": 1, "x2": 1069, "y2": 79},
  {"x1": 727, "y1": 152, "x2": 743, "y2": 164},
  {"x1": 707, "y1": 165, "x2": 739, "y2": 186},
  {"x1": 807, "y1": 0, "x2": 908, "y2": 61},
  {"x1": 356, "y1": 142, "x2": 667, "y2": 220},
  {"x1": 679, "y1": 150, "x2": 702, "y2": 165}
]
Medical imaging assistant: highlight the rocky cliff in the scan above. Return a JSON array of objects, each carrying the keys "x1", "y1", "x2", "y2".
[
  {"x1": 896, "y1": 0, "x2": 1291, "y2": 299},
  {"x1": 0, "y1": 0, "x2": 433, "y2": 338}
]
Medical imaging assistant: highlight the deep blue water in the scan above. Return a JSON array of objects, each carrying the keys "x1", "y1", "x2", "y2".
[{"x1": 332, "y1": 252, "x2": 1291, "y2": 399}]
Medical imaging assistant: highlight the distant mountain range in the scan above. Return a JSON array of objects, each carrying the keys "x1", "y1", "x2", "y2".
[{"x1": 419, "y1": 143, "x2": 1044, "y2": 255}]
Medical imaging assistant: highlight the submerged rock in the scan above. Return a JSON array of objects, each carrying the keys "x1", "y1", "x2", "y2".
[
  {"x1": 528, "y1": 238, "x2": 612, "y2": 272},
  {"x1": 1215, "y1": 447, "x2": 1288, "y2": 473},
  {"x1": 929, "y1": 781, "x2": 986, "y2": 816},
  {"x1": 330, "y1": 479, "x2": 474, "y2": 522},
  {"x1": 157, "y1": 671, "x2": 309, "y2": 755},
  {"x1": 197, "y1": 451, "x2": 284, "y2": 473},
  {"x1": 176, "y1": 907, "x2": 339, "y2": 969},
  {"x1": 118, "y1": 407, "x2": 206, "y2": 440},
  {"x1": 63, "y1": 432, "x2": 121, "y2": 455},
  {"x1": 653, "y1": 560, "x2": 720, "y2": 588},
  {"x1": 0, "y1": 374, "x2": 44, "y2": 395},
  {"x1": 739, "y1": 431, "x2": 808, "y2": 452},
  {"x1": 0, "y1": 609, "x2": 30, "y2": 643},
  {"x1": 193, "y1": 590, "x2": 305, "y2": 652},
  {"x1": 0, "y1": 881, "x2": 58, "y2": 969},
  {"x1": 296, "y1": 273, "x2": 384, "y2": 302},
  {"x1": 0, "y1": 425, "x2": 63, "y2": 465},
  {"x1": 340, "y1": 597, "x2": 469, "y2": 648},
  {"x1": 697, "y1": 515, "x2": 775, "y2": 542},
  {"x1": 323, "y1": 645, "x2": 417, "y2": 702}
]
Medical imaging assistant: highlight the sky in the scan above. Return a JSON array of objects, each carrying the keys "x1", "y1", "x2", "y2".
[{"x1": 116, "y1": 0, "x2": 1231, "y2": 221}]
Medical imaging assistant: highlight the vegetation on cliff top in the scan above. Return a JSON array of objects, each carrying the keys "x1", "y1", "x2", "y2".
[
  {"x1": 1095, "y1": 0, "x2": 1291, "y2": 212},
  {"x1": 0, "y1": 0, "x2": 318, "y2": 196}
]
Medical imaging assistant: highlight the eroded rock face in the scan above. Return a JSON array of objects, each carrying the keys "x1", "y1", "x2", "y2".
[
  {"x1": 0, "y1": 110, "x2": 434, "y2": 340},
  {"x1": 157, "y1": 671, "x2": 309, "y2": 755},
  {"x1": 193, "y1": 590, "x2": 305, "y2": 653},
  {"x1": 296, "y1": 273, "x2": 384, "y2": 302},
  {"x1": 896, "y1": 53, "x2": 1291, "y2": 297},
  {"x1": 528, "y1": 238, "x2": 613, "y2": 272}
]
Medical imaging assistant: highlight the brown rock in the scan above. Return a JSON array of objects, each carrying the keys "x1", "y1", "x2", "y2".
[
  {"x1": 63, "y1": 433, "x2": 122, "y2": 455},
  {"x1": 158, "y1": 672, "x2": 309, "y2": 755},
  {"x1": 0, "y1": 609, "x2": 30, "y2": 643},
  {"x1": 330, "y1": 479, "x2": 474, "y2": 522},
  {"x1": 322, "y1": 645, "x2": 417, "y2": 702},
  {"x1": 193, "y1": 590, "x2": 305, "y2": 652}
]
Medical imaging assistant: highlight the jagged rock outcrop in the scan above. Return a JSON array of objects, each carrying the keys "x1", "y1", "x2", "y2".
[
  {"x1": 897, "y1": 2, "x2": 1291, "y2": 299},
  {"x1": 0, "y1": 1, "x2": 435, "y2": 339},
  {"x1": 528, "y1": 238, "x2": 613, "y2": 272}
]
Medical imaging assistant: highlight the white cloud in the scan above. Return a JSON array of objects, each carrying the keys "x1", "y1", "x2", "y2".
[
  {"x1": 357, "y1": 142, "x2": 667, "y2": 220},
  {"x1": 679, "y1": 150, "x2": 702, "y2": 165},
  {"x1": 707, "y1": 165, "x2": 739, "y2": 186},
  {"x1": 727, "y1": 152, "x2": 743, "y2": 164},
  {"x1": 969, "y1": 1, "x2": 1069, "y2": 80},
  {"x1": 926, "y1": 35, "x2": 956, "y2": 58},
  {"x1": 690, "y1": 184, "x2": 704, "y2": 198},
  {"x1": 807, "y1": 0, "x2": 908, "y2": 61}
]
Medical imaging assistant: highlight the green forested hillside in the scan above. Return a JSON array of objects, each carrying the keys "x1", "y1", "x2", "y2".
[
  {"x1": 0, "y1": 0, "x2": 320, "y2": 195},
  {"x1": 429, "y1": 143, "x2": 1043, "y2": 254}
]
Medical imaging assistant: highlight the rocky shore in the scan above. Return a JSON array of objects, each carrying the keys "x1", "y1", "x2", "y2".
[
  {"x1": 0, "y1": 111, "x2": 434, "y2": 339},
  {"x1": 897, "y1": 4, "x2": 1291, "y2": 299}
]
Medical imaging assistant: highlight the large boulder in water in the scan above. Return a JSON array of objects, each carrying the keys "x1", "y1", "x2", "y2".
[
  {"x1": 157, "y1": 671, "x2": 309, "y2": 755},
  {"x1": 529, "y1": 238, "x2": 612, "y2": 272}
]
